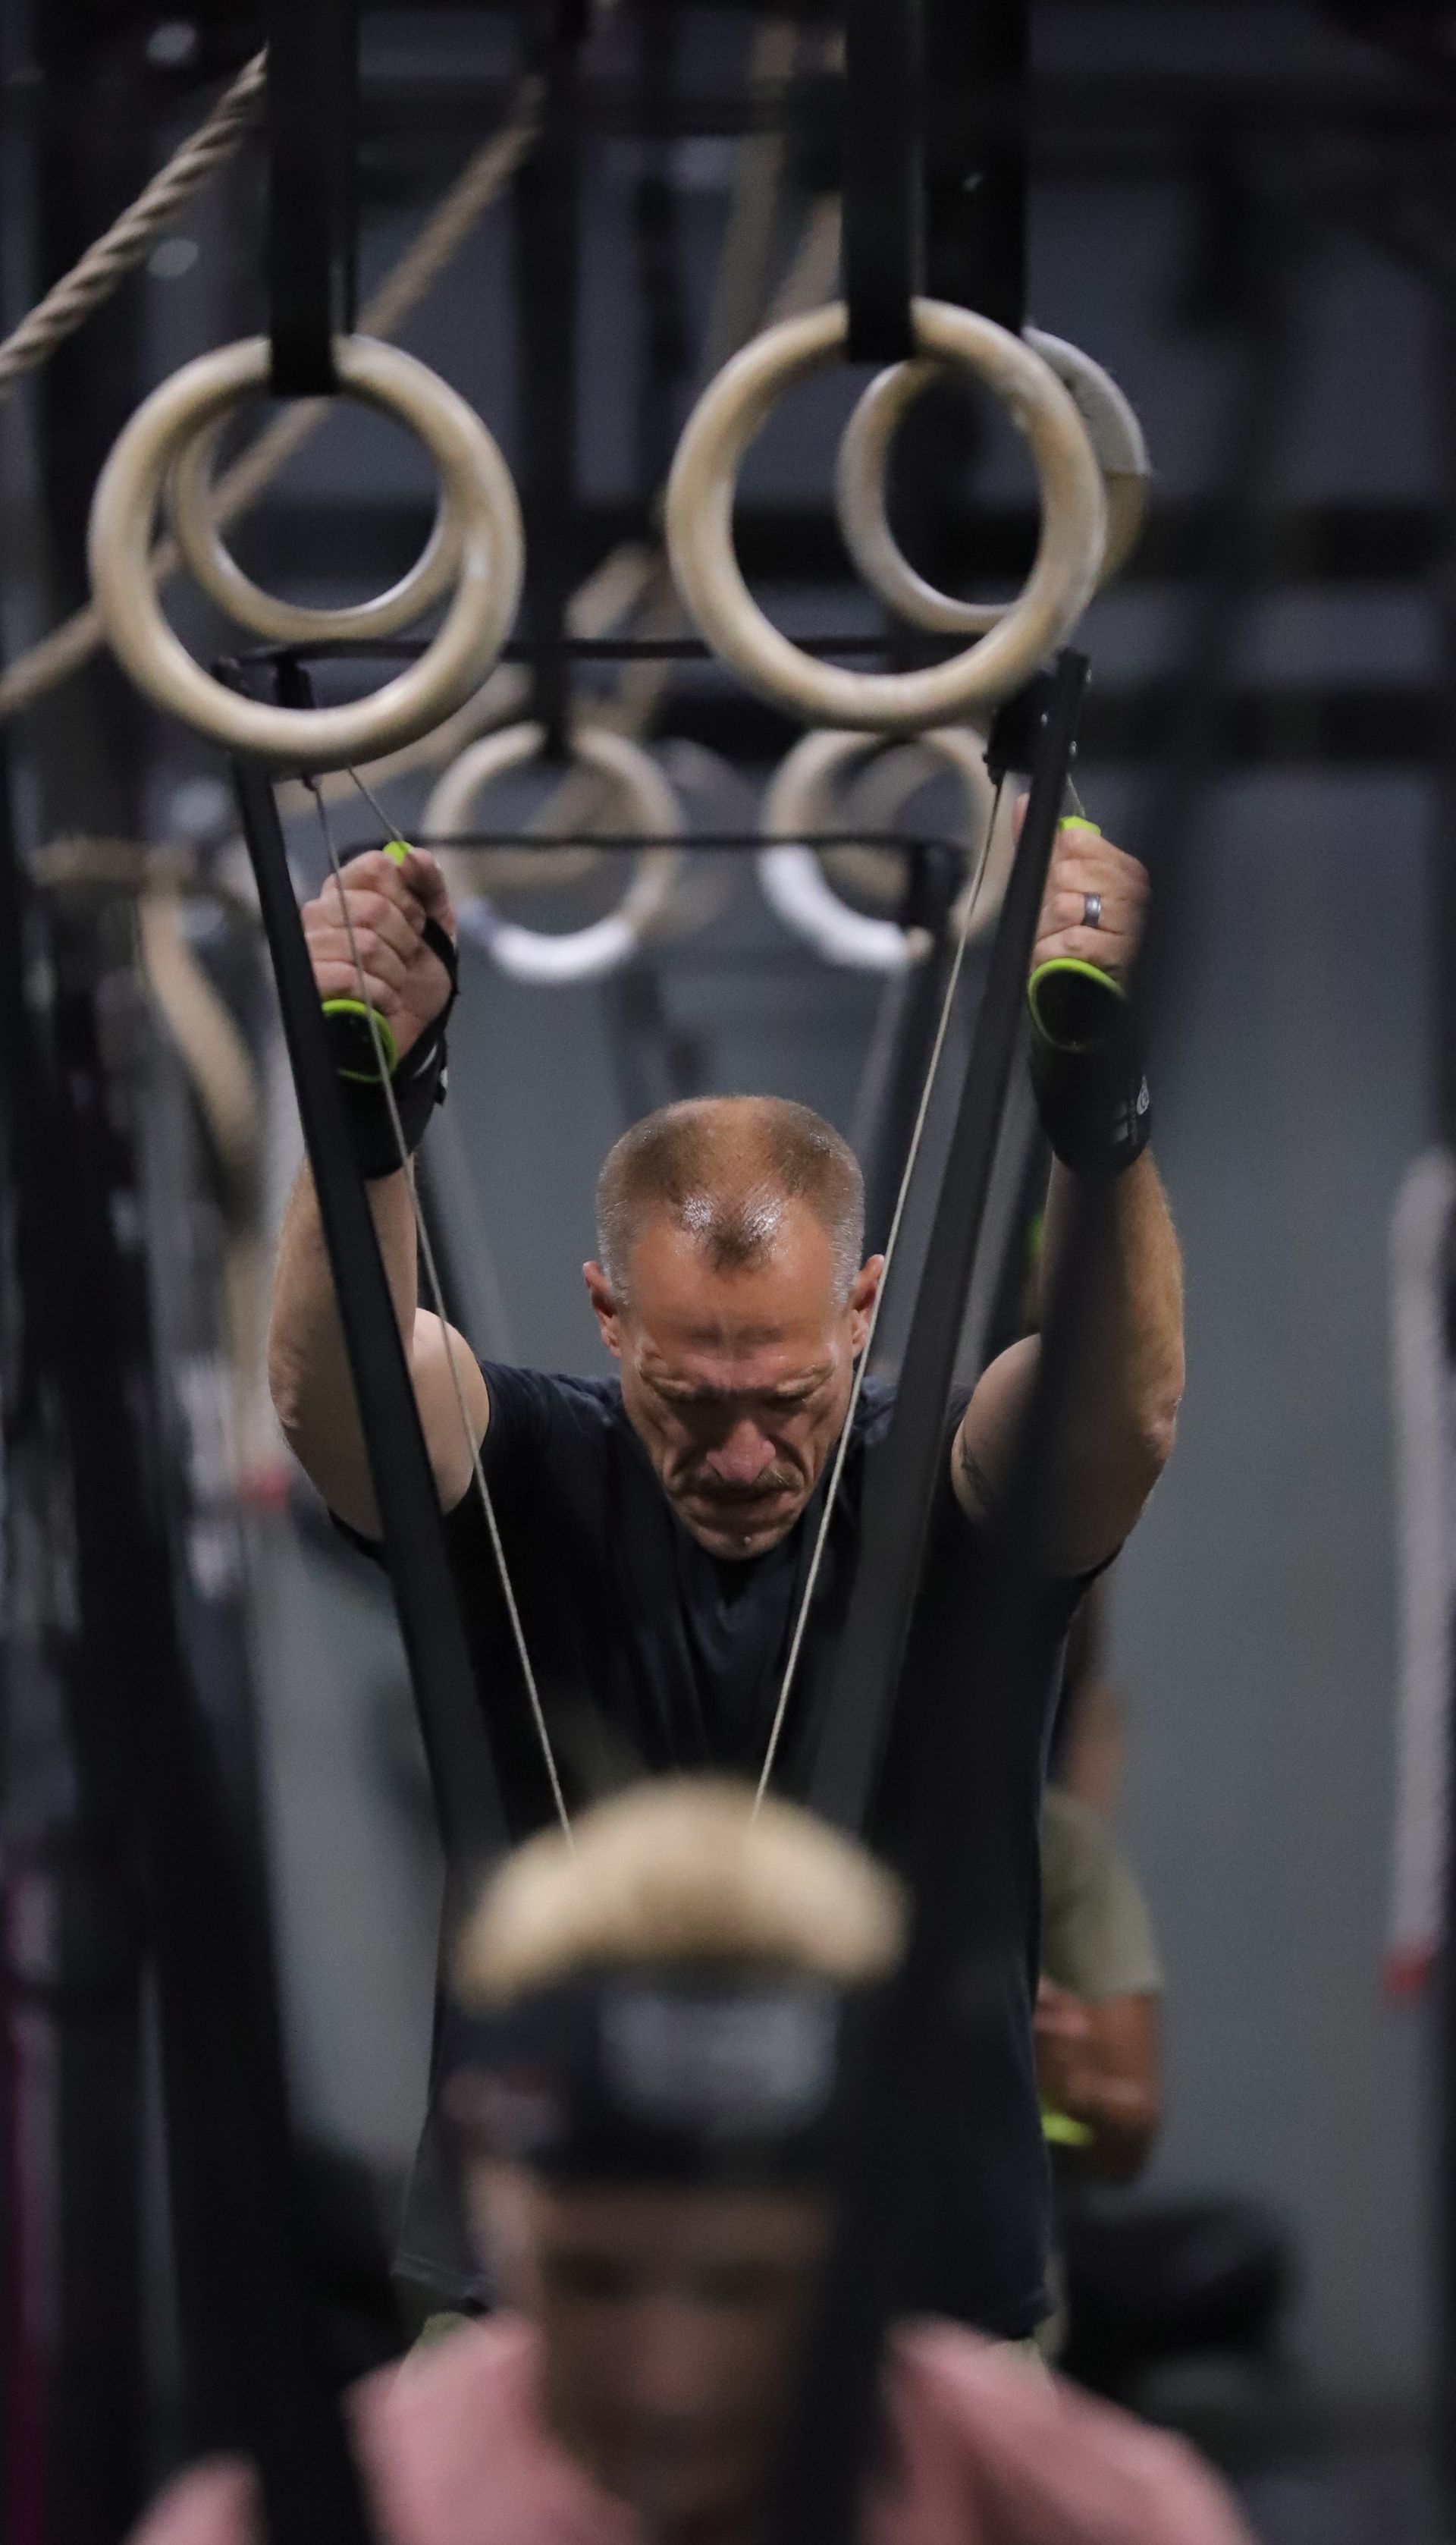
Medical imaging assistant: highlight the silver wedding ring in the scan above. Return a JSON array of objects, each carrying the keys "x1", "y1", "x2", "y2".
[{"x1": 1082, "y1": 891, "x2": 1103, "y2": 930}]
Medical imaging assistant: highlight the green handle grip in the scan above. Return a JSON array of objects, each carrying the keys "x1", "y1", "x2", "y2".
[{"x1": 320, "y1": 840, "x2": 413, "y2": 1082}]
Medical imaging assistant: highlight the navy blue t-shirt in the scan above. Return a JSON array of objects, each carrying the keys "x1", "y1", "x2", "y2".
[{"x1": 350, "y1": 1365, "x2": 1086, "y2": 2337}]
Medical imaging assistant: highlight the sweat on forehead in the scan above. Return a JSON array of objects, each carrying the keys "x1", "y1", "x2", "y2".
[{"x1": 596, "y1": 1095, "x2": 865, "y2": 1300}]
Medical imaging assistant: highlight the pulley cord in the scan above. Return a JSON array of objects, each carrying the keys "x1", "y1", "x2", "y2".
[
  {"x1": 753, "y1": 772, "x2": 1009, "y2": 1810},
  {"x1": 312, "y1": 774, "x2": 573, "y2": 1843}
]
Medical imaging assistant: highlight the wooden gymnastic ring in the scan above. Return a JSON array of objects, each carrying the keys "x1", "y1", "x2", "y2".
[
  {"x1": 88, "y1": 336, "x2": 522, "y2": 770},
  {"x1": 665, "y1": 298, "x2": 1106, "y2": 734},
  {"x1": 834, "y1": 328, "x2": 1150, "y2": 637},
  {"x1": 423, "y1": 723, "x2": 685, "y2": 985},
  {"x1": 758, "y1": 726, "x2": 1001, "y2": 972},
  {"x1": 165, "y1": 410, "x2": 464, "y2": 643}
]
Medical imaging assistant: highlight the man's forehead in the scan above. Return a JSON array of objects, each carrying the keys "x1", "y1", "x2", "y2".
[
  {"x1": 624, "y1": 1205, "x2": 840, "y2": 1315},
  {"x1": 635, "y1": 1297, "x2": 833, "y2": 1367}
]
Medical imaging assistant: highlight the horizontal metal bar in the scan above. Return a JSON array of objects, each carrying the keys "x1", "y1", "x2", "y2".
[
  {"x1": 404, "y1": 829, "x2": 970, "y2": 855},
  {"x1": 228, "y1": 496, "x2": 1445, "y2": 591},
  {"x1": 645, "y1": 683, "x2": 1446, "y2": 770}
]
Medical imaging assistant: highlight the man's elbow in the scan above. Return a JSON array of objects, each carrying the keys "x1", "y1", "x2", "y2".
[
  {"x1": 1138, "y1": 1390, "x2": 1181, "y2": 1485},
  {"x1": 1134, "y1": 1336, "x2": 1185, "y2": 1482},
  {"x1": 266, "y1": 1327, "x2": 306, "y2": 1453}
]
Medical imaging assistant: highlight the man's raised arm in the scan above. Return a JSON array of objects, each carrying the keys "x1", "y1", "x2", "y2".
[
  {"x1": 266, "y1": 847, "x2": 488, "y2": 1537},
  {"x1": 952, "y1": 820, "x2": 1185, "y2": 1575}
]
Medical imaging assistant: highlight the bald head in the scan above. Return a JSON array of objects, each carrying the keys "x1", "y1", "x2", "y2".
[{"x1": 595, "y1": 1097, "x2": 865, "y2": 1306}]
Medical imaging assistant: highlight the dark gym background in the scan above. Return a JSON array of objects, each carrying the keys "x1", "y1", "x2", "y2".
[{"x1": 0, "y1": 2, "x2": 1447, "y2": 2539}]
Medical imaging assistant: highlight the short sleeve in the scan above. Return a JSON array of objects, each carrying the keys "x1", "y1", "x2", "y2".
[
  {"x1": 328, "y1": 1361, "x2": 589, "y2": 1561},
  {"x1": 1040, "y1": 1789, "x2": 1163, "y2": 2000}
]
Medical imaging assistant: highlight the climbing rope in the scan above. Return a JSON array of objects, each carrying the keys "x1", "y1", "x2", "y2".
[
  {"x1": 0, "y1": 74, "x2": 544, "y2": 724},
  {"x1": 0, "y1": 52, "x2": 268, "y2": 406}
]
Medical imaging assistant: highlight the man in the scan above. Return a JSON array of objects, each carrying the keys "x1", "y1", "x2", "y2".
[
  {"x1": 132, "y1": 1781, "x2": 1250, "y2": 2545},
  {"x1": 268, "y1": 815, "x2": 1184, "y2": 2327}
]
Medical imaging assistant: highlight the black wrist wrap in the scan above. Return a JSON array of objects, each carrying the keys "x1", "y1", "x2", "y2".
[
  {"x1": 1027, "y1": 959, "x2": 1151, "y2": 1178},
  {"x1": 333, "y1": 916, "x2": 458, "y2": 1182}
]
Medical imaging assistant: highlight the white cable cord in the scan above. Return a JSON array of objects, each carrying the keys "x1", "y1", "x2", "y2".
[
  {"x1": 752, "y1": 776, "x2": 1008, "y2": 1810},
  {"x1": 314, "y1": 776, "x2": 573, "y2": 1843}
]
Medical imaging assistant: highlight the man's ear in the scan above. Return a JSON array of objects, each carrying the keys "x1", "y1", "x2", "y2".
[
  {"x1": 848, "y1": 1255, "x2": 884, "y2": 1355},
  {"x1": 583, "y1": 1260, "x2": 623, "y2": 1357}
]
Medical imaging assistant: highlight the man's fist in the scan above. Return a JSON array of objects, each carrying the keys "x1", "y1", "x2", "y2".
[
  {"x1": 1031, "y1": 818, "x2": 1148, "y2": 986},
  {"x1": 1034, "y1": 1976, "x2": 1098, "y2": 2120},
  {"x1": 302, "y1": 847, "x2": 455, "y2": 1065}
]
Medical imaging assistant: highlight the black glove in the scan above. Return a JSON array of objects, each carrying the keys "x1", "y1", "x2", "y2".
[
  {"x1": 1027, "y1": 957, "x2": 1150, "y2": 1178},
  {"x1": 324, "y1": 894, "x2": 459, "y2": 1183}
]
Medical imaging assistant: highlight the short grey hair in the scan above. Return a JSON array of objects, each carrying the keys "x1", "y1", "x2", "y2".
[{"x1": 595, "y1": 1096, "x2": 866, "y2": 1305}]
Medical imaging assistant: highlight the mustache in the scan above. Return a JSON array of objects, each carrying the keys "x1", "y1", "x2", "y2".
[{"x1": 677, "y1": 1466, "x2": 802, "y2": 1503}]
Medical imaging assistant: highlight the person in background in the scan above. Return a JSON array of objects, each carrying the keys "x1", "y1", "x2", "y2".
[
  {"x1": 1040, "y1": 1604, "x2": 1289, "y2": 2397},
  {"x1": 129, "y1": 1780, "x2": 1253, "y2": 2545},
  {"x1": 1037, "y1": 1779, "x2": 1163, "y2": 2186}
]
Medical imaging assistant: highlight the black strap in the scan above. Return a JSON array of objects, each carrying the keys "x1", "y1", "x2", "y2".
[
  {"x1": 231, "y1": 759, "x2": 510, "y2": 1887},
  {"x1": 514, "y1": 6, "x2": 588, "y2": 755},
  {"x1": 807, "y1": 651, "x2": 1090, "y2": 1836},
  {"x1": 924, "y1": 0, "x2": 1027, "y2": 331},
  {"x1": 843, "y1": 0, "x2": 922, "y2": 363},
  {"x1": 266, "y1": 0, "x2": 358, "y2": 394},
  {"x1": 0, "y1": 737, "x2": 375, "y2": 2545}
]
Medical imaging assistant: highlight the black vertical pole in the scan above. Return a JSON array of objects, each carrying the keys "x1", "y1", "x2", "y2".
[
  {"x1": 632, "y1": 5, "x2": 689, "y2": 500},
  {"x1": 0, "y1": 745, "x2": 375, "y2": 2545},
  {"x1": 860, "y1": 850, "x2": 963, "y2": 1258},
  {"x1": 21, "y1": 20, "x2": 151, "y2": 2530},
  {"x1": 808, "y1": 654, "x2": 1088, "y2": 1837},
  {"x1": 229, "y1": 761, "x2": 512, "y2": 1874}
]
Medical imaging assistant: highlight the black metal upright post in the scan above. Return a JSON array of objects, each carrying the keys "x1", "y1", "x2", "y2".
[
  {"x1": 19, "y1": 17, "x2": 155, "y2": 2532},
  {"x1": 0, "y1": 750, "x2": 375, "y2": 2545},
  {"x1": 809, "y1": 655, "x2": 1089, "y2": 1836},
  {"x1": 860, "y1": 849, "x2": 964, "y2": 1258},
  {"x1": 230, "y1": 762, "x2": 513, "y2": 1877},
  {"x1": 632, "y1": 2, "x2": 688, "y2": 500},
  {"x1": 768, "y1": 665, "x2": 1089, "y2": 2545}
]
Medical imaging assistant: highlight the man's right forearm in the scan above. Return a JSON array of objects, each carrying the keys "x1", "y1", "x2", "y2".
[{"x1": 267, "y1": 1160, "x2": 419, "y2": 1523}]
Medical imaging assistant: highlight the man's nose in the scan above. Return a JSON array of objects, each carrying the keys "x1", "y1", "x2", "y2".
[{"x1": 702, "y1": 1423, "x2": 777, "y2": 1485}]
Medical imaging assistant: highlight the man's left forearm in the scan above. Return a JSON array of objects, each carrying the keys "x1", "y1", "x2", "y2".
[{"x1": 1037, "y1": 1152, "x2": 1185, "y2": 1569}]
